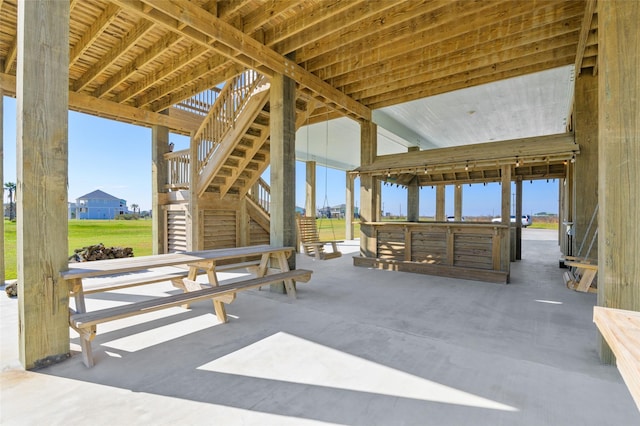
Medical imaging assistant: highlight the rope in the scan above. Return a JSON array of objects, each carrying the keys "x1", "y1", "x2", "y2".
[{"x1": 319, "y1": 113, "x2": 337, "y2": 240}]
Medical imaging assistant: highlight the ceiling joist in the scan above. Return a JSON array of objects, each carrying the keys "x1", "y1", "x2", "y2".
[{"x1": 114, "y1": 0, "x2": 370, "y2": 121}]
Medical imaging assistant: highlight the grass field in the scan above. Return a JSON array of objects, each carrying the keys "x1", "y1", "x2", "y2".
[{"x1": 3, "y1": 219, "x2": 153, "y2": 280}]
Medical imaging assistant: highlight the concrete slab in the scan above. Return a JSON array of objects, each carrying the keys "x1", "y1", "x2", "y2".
[{"x1": 1, "y1": 229, "x2": 638, "y2": 425}]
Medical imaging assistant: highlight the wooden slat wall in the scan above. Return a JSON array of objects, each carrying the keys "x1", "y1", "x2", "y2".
[
  {"x1": 411, "y1": 231, "x2": 447, "y2": 264},
  {"x1": 202, "y1": 210, "x2": 237, "y2": 250},
  {"x1": 166, "y1": 210, "x2": 187, "y2": 253},
  {"x1": 377, "y1": 230, "x2": 405, "y2": 260},
  {"x1": 249, "y1": 218, "x2": 269, "y2": 246},
  {"x1": 454, "y1": 233, "x2": 494, "y2": 270},
  {"x1": 371, "y1": 222, "x2": 509, "y2": 278}
]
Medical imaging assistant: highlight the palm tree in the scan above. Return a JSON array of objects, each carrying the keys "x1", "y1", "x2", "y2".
[
  {"x1": 130, "y1": 203, "x2": 139, "y2": 215},
  {"x1": 4, "y1": 182, "x2": 16, "y2": 221}
]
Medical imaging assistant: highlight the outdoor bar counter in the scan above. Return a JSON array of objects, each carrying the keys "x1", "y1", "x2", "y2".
[{"x1": 354, "y1": 221, "x2": 510, "y2": 283}]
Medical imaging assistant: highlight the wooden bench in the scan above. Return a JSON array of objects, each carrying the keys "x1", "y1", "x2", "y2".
[
  {"x1": 60, "y1": 245, "x2": 308, "y2": 367},
  {"x1": 70, "y1": 269, "x2": 312, "y2": 368},
  {"x1": 563, "y1": 259, "x2": 598, "y2": 293}
]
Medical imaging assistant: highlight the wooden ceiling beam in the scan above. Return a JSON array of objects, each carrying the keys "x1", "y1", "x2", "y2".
[
  {"x1": 132, "y1": 54, "x2": 232, "y2": 107},
  {"x1": 296, "y1": 0, "x2": 451, "y2": 65},
  {"x1": 3, "y1": 36, "x2": 16, "y2": 74},
  {"x1": 149, "y1": 63, "x2": 244, "y2": 112},
  {"x1": 310, "y1": 0, "x2": 584, "y2": 80},
  {"x1": 69, "y1": 3, "x2": 120, "y2": 66},
  {"x1": 242, "y1": 1, "x2": 305, "y2": 35},
  {"x1": 113, "y1": 43, "x2": 209, "y2": 103},
  {"x1": 93, "y1": 31, "x2": 183, "y2": 98},
  {"x1": 574, "y1": 0, "x2": 597, "y2": 75},
  {"x1": 73, "y1": 20, "x2": 154, "y2": 92},
  {"x1": 216, "y1": 0, "x2": 252, "y2": 20},
  {"x1": 119, "y1": 0, "x2": 369, "y2": 120},
  {"x1": 358, "y1": 133, "x2": 577, "y2": 173},
  {"x1": 0, "y1": 72, "x2": 197, "y2": 134},
  {"x1": 344, "y1": 31, "x2": 579, "y2": 100},
  {"x1": 328, "y1": 14, "x2": 582, "y2": 90},
  {"x1": 266, "y1": 0, "x2": 371, "y2": 51},
  {"x1": 364, "y1": 56, "x2": 575, "y2": 110}
]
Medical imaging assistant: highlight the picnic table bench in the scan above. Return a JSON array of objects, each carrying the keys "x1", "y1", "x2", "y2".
[{"x1": 60, "y1": 245, "x2": 312, "y2": 367}]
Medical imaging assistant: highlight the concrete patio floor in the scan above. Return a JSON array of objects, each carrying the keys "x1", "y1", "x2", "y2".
[{"x1": 1, "y1": 229, "x2": 639, "y2": 425}]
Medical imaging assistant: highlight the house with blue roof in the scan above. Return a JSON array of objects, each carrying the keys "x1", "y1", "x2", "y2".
[{"x1": 71, "y1": 189, "x2": 128, "y2": 220}]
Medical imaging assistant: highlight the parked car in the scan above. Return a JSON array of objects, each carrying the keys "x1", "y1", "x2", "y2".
[
  {"x1": 447, "y1": 216, "x2": 465, "y2": 222},
  {"x1": 491, "y1": 215, "x2": 532, "y2": 227}
]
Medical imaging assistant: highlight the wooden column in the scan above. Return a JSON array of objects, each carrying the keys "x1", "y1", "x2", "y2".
[
  {"x1": 574, "y1": 73, "x2": 598, "y2": 260},
  {"x1": 16, "y1": 0, "x2": 70, "y2": 369},
  {"x1": 597, "y1": 0, "x2": 640, "y2": 363},
  {"x1": 558, "y1": 177, "x2": 565, "y2": 250},
  {"x1": 270, "y1": 69, "x2": 297, "y2": 292},
  {"x1": 564, "y1": 161, "x2": 575, "y2": 255},
  {"x1": 346, "y1": 173, "x2": 354, "y2": 240},
  {"x1": 407, "y1": 147, "x2": 420, "y2": 222},
  {"x1": 435, "y1": 185, "x2": 445, "y2": 221},
  {"x1": 360, "y1": 120, "x2": 378, "y2": 257},
  {"x1": 188, "y1": 132, "x2": 199, "y2": 251},
  {"x1": 305, "y1": 160, "x2": 316, "y2": 217},
  {"x1": 0, "y1": 89, "x2": 4, "y2": 285},
  {"x1": 454, "y1": 184, "x2": 463, "y2": 221},
  {"x1": 151, "y1": 119, "x2": 169, "y2": 255},
  {"x1": 407, "y1": 176, "x2": 419, "y2": 222},
  {"x1": 515, "y1": 178, "x2": 522, "y2": 260},
  {"x1": 500, "y1": 165, "x2": 511, "y2": 271}
]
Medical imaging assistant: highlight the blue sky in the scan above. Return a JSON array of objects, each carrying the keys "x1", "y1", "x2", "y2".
[{"x1": 2, "y1": 96, "x2": 559, "y2": 216}]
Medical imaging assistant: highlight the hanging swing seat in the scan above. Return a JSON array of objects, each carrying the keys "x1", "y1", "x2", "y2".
[
  {"x1": 296, "y1": 216, "x2": 343, "y2": 260},
  {"x1": 563, "y1": 258, "x2": 598, "y2": 293}
]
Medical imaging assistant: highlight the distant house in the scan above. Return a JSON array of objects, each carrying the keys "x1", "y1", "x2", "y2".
[
  {"x1": 317, "y1": 204, "x2": 354, "y2": 219},
  {"x1": 71, "y1": 189, "x2": 128, "y2": 220}
]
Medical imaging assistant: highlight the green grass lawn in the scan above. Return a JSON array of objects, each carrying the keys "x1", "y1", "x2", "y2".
[
  {"x1": 3, "y1": 219, "x2": 153, "y2": 280},
  {"x1": 315, "y1": 218, "x2": 360, "y2": 241}
]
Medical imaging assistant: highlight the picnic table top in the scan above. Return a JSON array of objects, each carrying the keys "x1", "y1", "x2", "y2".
[{"x1": 60, "y1": 245, "x2": 294, "y2": 280}]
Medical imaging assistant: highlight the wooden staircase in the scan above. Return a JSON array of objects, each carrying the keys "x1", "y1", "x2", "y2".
[{"x1": 162, "y1": 70, "x2": 313, "y2": 251}]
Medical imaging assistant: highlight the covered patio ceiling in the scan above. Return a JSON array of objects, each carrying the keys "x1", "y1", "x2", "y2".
[
  {"x1": 0, "y1": 0, "x2": 595, "y2": 158},
  {"x1": 295, "y1": 65, "x2": 577, "y2": 172}
]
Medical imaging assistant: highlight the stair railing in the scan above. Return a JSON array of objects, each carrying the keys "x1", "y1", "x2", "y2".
[
  {"x1": 193, "y1": 70, "x2": 264, "y2": 180},
  {"x1": 247, "y1": 177, "x2": 270, "y2": 215},
  {"x1": 164, "y1": 148, "x2": 191, "y2": 189}
]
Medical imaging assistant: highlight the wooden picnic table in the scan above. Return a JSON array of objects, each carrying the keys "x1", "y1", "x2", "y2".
[{"x1": 60, "y1": 245, "x2": 311, "y2": 367}]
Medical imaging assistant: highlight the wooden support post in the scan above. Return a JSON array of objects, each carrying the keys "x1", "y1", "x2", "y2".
[
  {"x1": 0, "y1": 88, "x2": 4, "y2": 285},
  {"x1": 407, "y1": 147, "x2": 420, "y2": 222},
  {"x1": 305, "y1": 160, "x2": 316, "y2": 217},
  {"x1": 564, "y1": 161, "x2": 575, "y2": 255},
  {"x1": 597, "y1": 0, "x2": 640, "y2": 363},
  {"x1": 500, "y1": 165, "x2": 511, "y2": 271},
  {"x1": 360, "y1": 120, "x2": 378, "y2": 257},
  {"x1": 454, "y1": 184, "x2": 463, "y2": 222},
  {"x1": 435, "y1": 185, "x2": 445, "y2": 221},
  {"x1": 346, "y1": 173, "x2": 354, "y2": 240},
  {"x1": 558, "y1": 177, "x2": 565, "y2": 250},
  {"x1": 270, "y1": 69, "x2": 296, "y2": 292},
  {"x1": 151, "y1": 116, "x2": 169, "y2": 255},
  {"x1": 574, "y1": 73, "x2": 598, "y2": 260},
  {"x1": 238, "y1": 198, "x2": 249, "y2": 246},
  {"x1": 188, "y1": 132, "x2": 199, "y2": 251},
  {"x1": 16, "y1": 0, "x2": 70, "y2": 368},
  {"x1": 515, "y1": 178, "x2": 522, "y2": 260}
]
